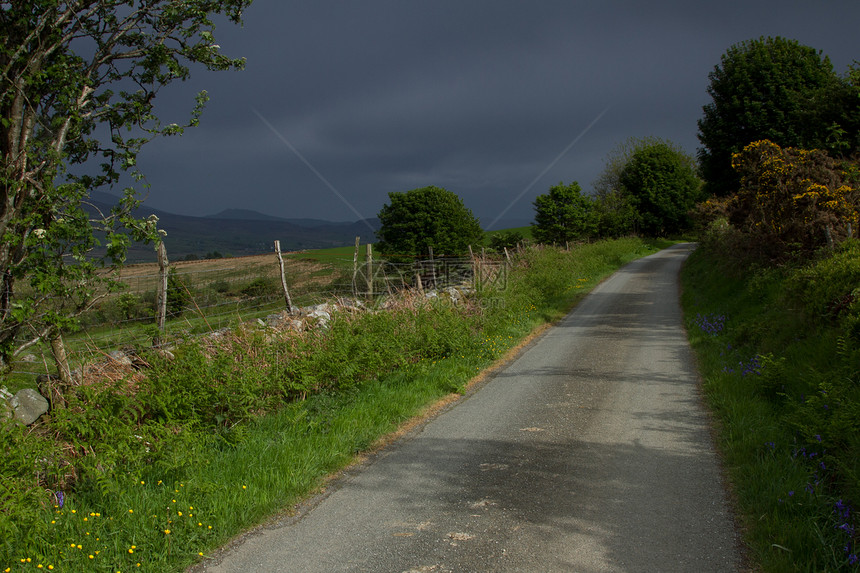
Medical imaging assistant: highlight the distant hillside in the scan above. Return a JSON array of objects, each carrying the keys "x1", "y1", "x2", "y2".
[
  {"x1": 88, "y1": 192, "x2": 381, "y2": 262},
  {"x1": 205, "y1": 209, "x2": 359, "y2": 229},
  {"x1": 204, "y1": 209, "x2": 290, "y2": 222}
]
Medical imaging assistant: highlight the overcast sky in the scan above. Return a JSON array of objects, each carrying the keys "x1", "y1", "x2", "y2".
[{"x1": 129, "y1": 0, "x2": 860, "y2": 229}]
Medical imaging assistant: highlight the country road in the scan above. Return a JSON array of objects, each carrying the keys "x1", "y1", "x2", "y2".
[{"x1": 199, "y1": 243, "x2": 743, "y2": 572}]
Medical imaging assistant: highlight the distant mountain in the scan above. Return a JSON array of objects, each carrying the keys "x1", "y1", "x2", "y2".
[
  {"x1": 204, "y1": 209, "x2": 290, "y2": 222},
  {"x1": 86, "y1": 192, "x2": 381, "y2": 262}
]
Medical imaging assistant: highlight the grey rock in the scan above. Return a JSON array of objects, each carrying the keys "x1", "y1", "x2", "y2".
[
  {"x1": 155, "y1": 348, "x2": 175, "y2": 362},
  {"x1": 265, "y1": 312, "x2": 290, "y2": 329},
  {"x1": 305, "y1": 303, "x2": 333, "y2": 326},
  {"x1": 108, "y1": 350, "x2": 133, "y2": 366},
  {"x1": 11, "y1": 388, "x2": 49, "y2": 425},
  {"x1": 338, "y1": 298, "x2": 366, "y2": 311},
  {"x1": 207, "y1": 328, "x2": 231, "y2": 340},
  {"x1": 443, "y1": 286, "x2": 463, "y2": 303}
]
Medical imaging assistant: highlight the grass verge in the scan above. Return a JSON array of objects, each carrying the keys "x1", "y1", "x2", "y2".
[{"x1": 681, "y1": 238, "x2": 860, "y2": 572}]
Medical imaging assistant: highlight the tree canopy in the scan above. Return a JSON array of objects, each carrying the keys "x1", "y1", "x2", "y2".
[
  {"x1": 375, "y1": 186, "x2": 483, "y2": 256},
  {"x1": 619, "y1": 141, "x2": 702, "y2": 236},
  {"x1": 531, "y1": 182, "x2": 598, "y2": 244},
  {"x1": 697, "y1": 37, "x2": 847, "y2": 196},
  {"x1": 0, "y1": 1, "x2": 251, "y2": 367}
]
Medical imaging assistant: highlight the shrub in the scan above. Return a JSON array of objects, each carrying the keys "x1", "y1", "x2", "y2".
[
  {"x1": 239, "y1": 277, "x2": 277, "y2": 298},
  {"x1": 729, "y1": 140, "x2": 860, "y2": 257},
  {"x1": 489, "y1": 231, "x2": 524, "y2": 253}
]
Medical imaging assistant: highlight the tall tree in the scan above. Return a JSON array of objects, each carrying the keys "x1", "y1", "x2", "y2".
[
  {"x1": 697, "y1": 37, "x2": 844, "y2": 196},
  {"x1": 592, "y1": 136, "x2": 664, "y2": 238},
  {"x1": 619, "y1": 141, "x2": 702, "y2": 236},
  {"x1": 376, "y1": 186, "x2": 483, "y2": 256},
  {"x1": 531, "y1": 182, "x2": 598, "y2": 244},
  {"x1": 0, "y1": 1, "x2": 251, "y2": 367}
]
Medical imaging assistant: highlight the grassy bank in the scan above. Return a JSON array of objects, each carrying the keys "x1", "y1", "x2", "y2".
[
  {"x1": 0, "y1": 237, "x2": 669, "y2": 572},
  {"x1": 681, "y1": 238, "x2": 860, "y2": 572}
]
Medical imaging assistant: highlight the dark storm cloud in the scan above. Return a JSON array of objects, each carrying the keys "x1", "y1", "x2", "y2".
[{"x1": 132, "y1": 1, "x2": 860, "y2": 228}]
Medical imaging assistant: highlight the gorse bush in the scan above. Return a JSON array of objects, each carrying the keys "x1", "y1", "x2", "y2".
[{"x1": 729, "y1": 140, "x2": 860, "y2": 259}]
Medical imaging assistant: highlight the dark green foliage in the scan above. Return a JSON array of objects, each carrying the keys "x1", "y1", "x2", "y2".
[
  {"x1": 532, "y1": 182, "x2": 599, "y2": 244},
  {"x1": 376, "y1": 186, "x2": 483, "y2": 256},
  {"x1": 697, "y1": 37, "x2": 848, "y2": 196},
  {"x1": 239, "y1": 277, "x2": 278, "y2": 298},
  {"x1": 167, "y1": 269, "x2": 191, "y2": 317},
  {"x1": 488, "y1": 230, "x2": 525, "y2": 252},
  {"x1": 594, "y1": 189, "x2": 636, "y2": 238},
  {"x1": 619, "y1": 142, "x2": 703, "y2": 235}
]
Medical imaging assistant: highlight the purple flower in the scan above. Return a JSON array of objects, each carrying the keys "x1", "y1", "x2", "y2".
[{"x1": 56, "y1": 491, "x2": 64, "y2": 508}]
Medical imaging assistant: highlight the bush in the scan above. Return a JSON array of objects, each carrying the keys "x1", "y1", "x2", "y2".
[
  {"x1": 729, "y1": 140, "x2": 859, "y2": 257},
  {"x1": 239, "y1": 277, "x2": 277, "y2": 298},
  {"x1": 488, "y1": 231, "x2": 524, "y2": 253}
]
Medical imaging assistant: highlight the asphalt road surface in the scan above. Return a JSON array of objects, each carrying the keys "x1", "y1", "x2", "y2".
[{"x1": 201, "y1": 243, "x2": 742, "y2": 572}]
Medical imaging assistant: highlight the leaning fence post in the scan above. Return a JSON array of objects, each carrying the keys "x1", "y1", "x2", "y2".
[
  {"x1": 155, "y1": 240, "x2": 169, "y2": 340},
  {"x1": 49, "y1": 334, "x2": 73, "y2": 388},
  {"x1": 274, "y1": 240, "x2": 294, "y2": 313},
  {"x1": 352, "y1": 236, "x2": 360, "y2": 298},
  {"x1": 366, "y1": 243, "x2": 373, "y2": 302},
  {"x1": 468, "y1": 244, "x2": 478, "y2": 290},
  {"x1": 428, "y1": 246, "x2": 437, "y2": 289}
]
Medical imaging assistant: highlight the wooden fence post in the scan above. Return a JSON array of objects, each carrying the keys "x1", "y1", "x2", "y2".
[
  {"x1": 155, "y1": 241, "x2": 169, "y2": 341},
  {"x1": 352, "y1": 236, "x2": 360, "y2": 298},
  {"x1": 428, "y1": 246, "x2": 437, "y2": 289},
  {"x1": 50, "y1": 334, "x2": 72, "y2": 387},
  {"x1": 366, "y1": 243, "x2": 373, "y2": 302},
  {"x1": 274, "y1": 240, "x2": 294, "y2": 313},
  {"x1": 468, "y1": 244, "x2": 478, "y2": 290}
]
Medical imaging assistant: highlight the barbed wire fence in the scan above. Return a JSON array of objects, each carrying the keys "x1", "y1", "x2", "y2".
[{"x1": 8, "y1": 240, "x2": 510, "y2": 385}]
